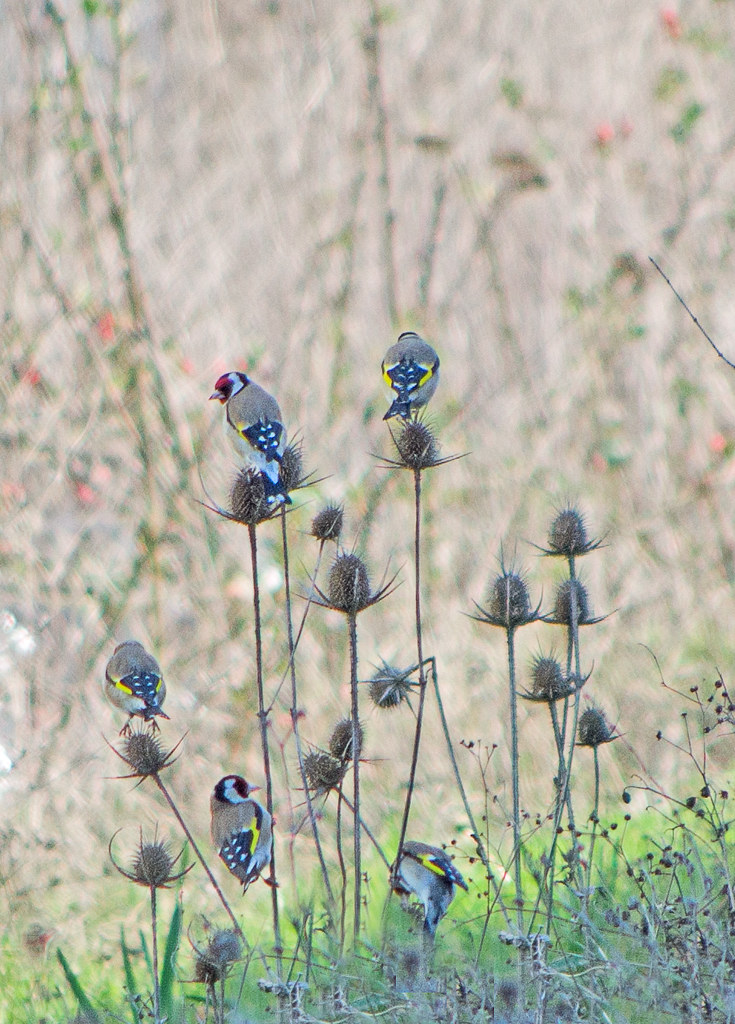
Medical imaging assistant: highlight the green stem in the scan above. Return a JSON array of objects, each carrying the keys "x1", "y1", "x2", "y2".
[
  {"x1": 506, "y1": 624, "x2": 523, "y2": 930},
  {"x1": 348, "y1": 612, "x2": 361, "y2": 944},
  {"x1": 150, "y1": 886, "x2": 160, "y2": 1024}
]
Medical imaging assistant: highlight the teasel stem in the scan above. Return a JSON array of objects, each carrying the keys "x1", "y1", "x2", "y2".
[
  {"x1": 150, "y1": 885, "x2": 161, "y2": 1023},
  {"x1": 280, "y1": 509, "x2": 335, "y2": 913},
  {"x1": 348, "y1": 611, "x2": 362, "y2": 944},
  {"x1": 560, "y1": 555, "x2": 581, "y2": 872},
  {"x1": 248, "y1": 523, "x2": 282, "y2": 969},
  {"x1": 429, "y1": 657, "x2": 512, "y2": 928},
  {"x1": 339, "y1": 793, "x2": 390, "y2": 868},
  {"x1": 336, "y1": 783, "x2": 348, "y2": 955},
  {"x1": 505, "y1": 621, "x2": 523, "y2": 930},
  {"x1": 585, "y1": 745, "x2": 601, "y2": 904},
  {"x1": 151, "y1": 775, "x2": 244, "y2": 941},
  {"x1": 395, "y1": 469, "x2": 427, "y2": 874}
]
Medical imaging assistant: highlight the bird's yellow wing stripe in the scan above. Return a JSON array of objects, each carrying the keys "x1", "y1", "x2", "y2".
[
  {"x1": 417, "y1": 364, "x2": 434, "y2": 387},
  {"x1": 382, "y1": 362, "x2": 393, "y2": 387},
  {"x1": 416, "y1": 853, "x2": 448, "y2": 878},
  {"x1": 249, "y1": 822, "x2": 260, "y2": 855},
  {"x1": 114, "y1": 680, "x2": 133, "y2": 695}
]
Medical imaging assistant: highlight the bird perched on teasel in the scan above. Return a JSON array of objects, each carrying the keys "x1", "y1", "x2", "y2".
[
  {"x1": 209, "y1": 371, "x2": 289, "y2": 503},
  {"x1": 103, "y1": 640, "x2": 169, "y2": 734},
  {"x1": 382, "y1": 331, "x2": 440, "y2": 421},
  {"x1": 210, "y1": 775, "x2": 273, "y2": 890},
  {"x1": 392, "y1": 840, "x2": 467, "y2": 937}
]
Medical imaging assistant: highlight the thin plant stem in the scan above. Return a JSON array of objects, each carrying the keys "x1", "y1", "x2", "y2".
[
  {"x1": 504, "y1": 621, "x2": 523, "y2": 930},
  {"x1": 348, "y1": 612, "x2": 362, "y2": 944},
  {"x1": 151, "y1": 775, "x2": 244, "y2": 941},
  {"x1": 150, "y1": 886, "x2": 160, "y2": 1024},
  {"x1": 395, "y1": 469, "x2": 427, "y2": 871},
  {"x1": 336, "y1": 785, "x2": 347, "y2": 954},
  {"x1": 429, "y1": 658, "x2": 512, "y2": 928},
  {"x1": 585, "y1": 746, "x2": 601, "y2": 906},
  {"x1": 247, "y1": 523, "x2": 283, "y2": 967},
  {"x1": 280, "y1": 510, "x2": 335, "y2": 911}
]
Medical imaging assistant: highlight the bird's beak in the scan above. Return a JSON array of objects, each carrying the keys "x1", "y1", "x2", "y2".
[
  {"x1": 248, "y1": 784, "x2": 261, "y2": 793},
  {"x1": 209, "y1": 389, "x2": 226, "y2": 402}
]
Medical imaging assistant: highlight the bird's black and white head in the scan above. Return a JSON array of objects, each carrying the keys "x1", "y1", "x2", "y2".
[
  {"x1": 213, "y1": 774, "x2": 258, "y2": 804},
  {"x1": 209, "y1": 372, "x2": 249, "y2": 404}
]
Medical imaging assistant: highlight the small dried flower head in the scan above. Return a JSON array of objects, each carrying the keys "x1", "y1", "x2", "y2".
[
  {"x1": 548, "y1": 506, "x2": 590, "y2": 556},
  {"x1": 229, "y1": 468, "x2": 272, "y2": 525},
  {"x1": 368, "y1": 663, "x2": 417, "y2": 709},
  {"x1": 304, "y1": 751, "x2": 347, "y2": 793},
  {"x1": 578, "y1": 707, "x2": 616, "y2": 747},
  {"x1": 311, "y1": 504, "x2": 344, "y2": 543},
  {"x1": 488, "y1": 571, "x2": 531, "y2": 627},
  {"x1": 328, "y1": 553, "x2": 372, "y2": 613},
  {"x1": 132, "y1": 839, "x2": 176, "y2": 888},
  {"x1": 329, "y1": 718, "x2": 364, "y2": 762},
  {"x1": 528, "y1": 655, "x2": 574, "y2": 702},
  {"x1": 393, "y1": 420, "x2": 440, "y2": 470},
  {"x1": 554, "y1": 578, "x2": 591, "y2": 625},
  {"x1": 120, "y1": 729, "x2": 172, "y2": 777},
  {"x1": 279, "y1": 443, "x2": 304, "y2": 494},
  {"x1": 194, "y1": 928, "x2": 242, "y2": 985}
]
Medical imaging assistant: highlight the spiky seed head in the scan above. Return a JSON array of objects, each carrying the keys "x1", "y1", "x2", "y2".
[
  {"x1": 578, "y1": 707, "x2": 616, "y2": 747},
  {"x1": 131, "y1": 839, "x2": 176, "y2": 888},
  {"x1": 329, "y1": 718, "x2": 364, "y2": 762},
  {"x1": 530, "y1": 656, "x2": 569, "y2": 701},
  {"x1": 496, "y1": 979, "x2": 520, "y2": 1014},
  {"x1": 122, "y1": 730, "x2": 170, "y2": 776},
  {"x1": 554, "y1": 578, "x2": 591, "y2": 624},
  {"x1": 279, "y1": 443, "x2": 304, "y2": 494},
  {"x1": 194, "y1": 929, "x2": 241, "y2": 985},
  {"x1": 303, "y1": 751, "x2": 347, "y2": 792},
  {"x1": 311, "y1": 504, "x2": 344, "y2": 543},
  {"x1": 229, "y1": 468, "x2": 271, "y2": 525},
  {"x1": 548, "y1": 507, "x2": 590, "y2": 556},
  {"x1": 393, "y1": 420, "x2": 440, "y2": 470},
  {"x1": 368, "y1": 664, "x2": 415, "y2": 709},
  {"x1": 488, "y1": 571, "x2": 532, "y2": 627},
  {"x1": 327, "y1": 553, "x2": 372, "y2": 613}
]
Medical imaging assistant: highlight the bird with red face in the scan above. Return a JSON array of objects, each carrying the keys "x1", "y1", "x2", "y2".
[{"x1": 210, "y1": 775, "x2": 273, "y2": 890}]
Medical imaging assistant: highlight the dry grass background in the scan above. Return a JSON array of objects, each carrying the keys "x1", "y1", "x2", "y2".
[{"x1": 2, "y1": 0, "x2": 735, "y2": 961}]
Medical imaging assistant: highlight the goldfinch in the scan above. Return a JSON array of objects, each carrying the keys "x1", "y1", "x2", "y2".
[
  {"x1": 103, "y1": 640, "x2": 169, "y2": 734},
  {"x1": 210, "y1": 775, "x2": 273, "y2": 890},
  {"x1": 392, "y1": 840, "x2": 467, "y2": 936},
  {"x1": 209, "y1": 372, "x2": 289, "y2": 503},
  {"x1": 382, "y1": 332, "x2": 440, "y2": 421}
]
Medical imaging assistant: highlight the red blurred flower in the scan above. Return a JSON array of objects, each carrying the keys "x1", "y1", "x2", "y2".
[
  {"x1": 96, "y1": 310, "x2": 115, "y2": 342},
  {"x1": 660, "y1": 6, "x2": 682, "y2": 39},
  {"x1": 595, "y1": 121, "x2": 615, "y2": 146}
]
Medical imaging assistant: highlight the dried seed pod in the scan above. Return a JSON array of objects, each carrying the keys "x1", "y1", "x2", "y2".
[
  {"x1": 194, "y1": 929, "x2": 242, "y2": 985},
  {"x1": 311, "y1": 505, "x2": 344, "y2": 543},
  {"x1": 553, "y1": 578, "x2": 591, "y2": 625},
  {"x1": 279, "y1": 443, "x2": 304, "y2": 494},
  {"x1": 488, "y1": 571, "x2": 532, "y2": 627},
  {"x1": 328, "y1": 554, "x2": 372, "y2": 613},
  {"x1": 392, "y1": 420, "x2": 440, "y2": 470},
  {"x1": 548, "y1": 507, "x2": 589, "y2": 556},
  {"x1": 329, "y1": 718, "x2": 364, "y2": 762},
  {"x1": 132, "y1": 840, "x2": 176, "y2": 888},
  {"x1": 578, "y1": 707, "x2": 616, "y2": 747},
  {"x1": 368, "y1": 663, "x2": 416, "y2": 709},
  {"x1": 229, "y1": 468, "x2": 271, "y2": 525},
  {"x1": 304, "y1": 751, "x2": 347, "y2": 792},
  {"x1": 121, "y1": 730, "x2": 172, "y2": 777}
]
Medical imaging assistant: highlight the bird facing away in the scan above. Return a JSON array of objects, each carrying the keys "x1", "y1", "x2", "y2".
[
  {"x1": 382, "y1": 332, "x2": 440, "y2": 421},
  {"x1": 103, "y1": 640, "x2": 169, "y2": 734},
  {"x1": 209, "y1": 371, "x2": 288, "y2": 502},
  {"x1": 392, "y1": 840, "x2": 467, "y2": 937},
  {"x1": 210, "y1": 775, "x2": 273, "y2": 890}
]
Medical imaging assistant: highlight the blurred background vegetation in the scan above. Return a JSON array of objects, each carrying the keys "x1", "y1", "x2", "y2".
[{"x1": 2, "y1": 0, "x2": 735, "y2": 984}]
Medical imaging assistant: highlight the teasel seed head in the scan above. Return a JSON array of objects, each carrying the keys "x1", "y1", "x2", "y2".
[
  {"x1": 311, "y1": 504, "x2": 344, "y2": 543},
  {"x1": 523, "y1": 655, "x2": 577, "y2": 703},
  {"x1": 392, "y1": 420, "x2": 441, "y2": 470},
  {"x1": 329, "y1": 718, "x2": 364, "y2": 762},
  {"x1": 229, "y1": 468, "x2": 272, "y2": 525},
  {"x1": 327, "y1": 553, "x2": 372, "y2": 613},
  {"x1": 553, "y1": 578, "x2": 591, "y2": 625},
  {"x1": 303, "y1": 751, "x2": 347, "y2": 793},
  {"x1": 109, "y1": 829, "x2": 191, "y2": 888},
  {"x1": 279, "y1": 443, "x2": 305, "y2": 495},
  {"x1": 117, "y1": 729, "x2": 178, "y2": 778},
  {"x1": 578, "y1": 707, "x2": 617, "y2": 747},
  {"x1": 368, "y1": 662, "x2": 417, "y2": 709},
  {"x1": 543, "y1": 505, "x2": 602, "y2": 557},
  {"x1": 194, "y1": 929, "x2": 242, "y2": 985},
  {"x1": 485, "y1": 570, "x2": 534, "y2": 627}
]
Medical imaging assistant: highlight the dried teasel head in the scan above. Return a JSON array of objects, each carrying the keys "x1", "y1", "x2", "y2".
[
  {"x1": 279, "y1": 442, "x2": 306, "y2": 495},
  {"x1": 522, "y1": 654, "x2": 578, "y2": 703},
  {"x1": 578, "y1": 707, "x2": 617, "y2": 747},
  {"x1": 303, "y1": 751, "x2": 347, "y2": 794},
  {"x1": 472, "y1": 567, "x2": 538, "y2": 629},
  {"x1": 229, "y1": 468, "x2": 273, "y2": 526},
  {"x1": 112, "y1": 728, "x2": 181, "y2": 778},
  {"x1": 543, "y1": 505, "x2": 602, "y2": 557},
  {"x1": 548, "y1": 578, "x2": 601, "y2": 626},
  {"x1": 109, "y1": 829, "x2": 191, "y2": 889},
  {"x1": 311, "y1": 504, "x2": 344, "y2": 543},
  {"x1": 391, "y1": 420, "x2": 441, "y2": 470},
  {"x1": 368, "y1": 662, "x2": 418, "y2": 710},
  {"x1": 327, "y1": 553, "x2": 372, "y2": 613},
  {"x1": 328, "y1": 718, "x2": 364, "y2": 762},
  {"x1": 194, "y1": 929, "x2": 242, "y2": 985}
]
